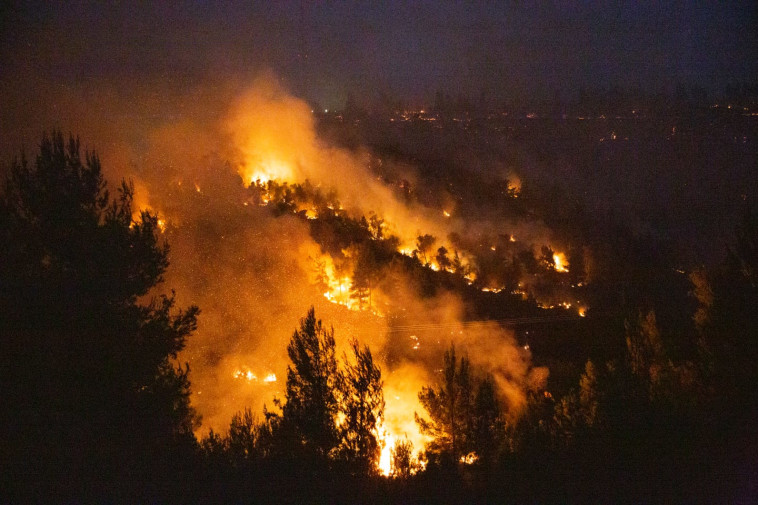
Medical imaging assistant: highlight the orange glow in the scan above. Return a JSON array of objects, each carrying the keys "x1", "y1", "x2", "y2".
[
  {"x1": 399, "y1": 247, "x2": 415, "y2": 257},
  {"x1": 460, "y1": 452, "x2": 478, "y2": 464},
  {"x1": 507, "y1": 175, "x2": 522, "y2": 195},
  {"x1": 233, "y1": 368, "x2": 277, "y2": 384},
  {"x1": 378, "y1": 433, "x2": 396, "y2": 476},
  {"x1": 312, "y1": 254, "x2": 360, "y2": 311},
  {"x1": 245, "y1": 158, "x2": 294, "y2": 185},
  {"x1": 234, "y1": 369, "x2": 257, "y2": 381},
  {"x1": 380, "y1": 365, "x2": 429, "y2": 474},
  {"x1": 124, "y1": 76, "x2": 551, "y2": 451},
  {"x1": 553, "y1": 252, "x2": 569, "y2": 272},
  {"x1": 410, "y1": 335, "x2": 420, "y2": 350}
]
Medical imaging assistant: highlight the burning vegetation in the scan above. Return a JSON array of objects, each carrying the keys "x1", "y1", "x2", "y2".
[{"x1": 3, "y1": 76, "x2": 757, "y2": 504}]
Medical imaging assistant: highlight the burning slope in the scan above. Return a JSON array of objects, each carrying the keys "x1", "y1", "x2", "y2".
[{"x1": 98, "y1": 74, "x2": 585, "y2": 469}]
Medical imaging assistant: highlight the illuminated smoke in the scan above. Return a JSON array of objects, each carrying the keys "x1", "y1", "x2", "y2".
[{"x1": 19, "y1": 73, "x2": 550, "y2": 457}]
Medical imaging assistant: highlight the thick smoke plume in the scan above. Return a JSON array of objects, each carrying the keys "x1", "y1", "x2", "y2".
[{"x1": 6, "y1": 73, "x2": 546, "y2": 446}]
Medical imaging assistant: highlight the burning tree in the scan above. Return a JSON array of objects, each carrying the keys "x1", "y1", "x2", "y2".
[{"x1": 0, "y1": 132, "x2": 199, "y2": 501}]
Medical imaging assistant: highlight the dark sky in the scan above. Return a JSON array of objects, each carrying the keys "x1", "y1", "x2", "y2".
[{"x1": 1, "y1": 1, "x2": 756, "y2": 109}]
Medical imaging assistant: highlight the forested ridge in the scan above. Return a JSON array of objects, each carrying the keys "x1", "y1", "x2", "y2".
[{"x1": 1, "y1": 132, "x2": 756, "y2": 504}]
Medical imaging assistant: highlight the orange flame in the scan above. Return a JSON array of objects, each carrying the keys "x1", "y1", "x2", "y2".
[{"x1": 553, "y1": 252, "x2": 569, "y2": 272}]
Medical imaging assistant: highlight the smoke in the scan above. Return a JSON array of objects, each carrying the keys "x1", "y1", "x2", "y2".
[
  {"x1": 3, "y1": 70, "x2": 547, "y2": 442},
  {"x1": 224, "y1": 73, "x2": 462, "y2": 251}
]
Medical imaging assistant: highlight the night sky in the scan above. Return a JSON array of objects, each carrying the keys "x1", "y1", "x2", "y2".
[{"x1": 1, "y1": 1, "x2": 756, "y2": 111}]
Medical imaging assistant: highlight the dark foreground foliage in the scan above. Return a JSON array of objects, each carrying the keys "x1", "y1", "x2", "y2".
[{"x1": 0, "y1": 133, "x2": 199, "y2": 503}]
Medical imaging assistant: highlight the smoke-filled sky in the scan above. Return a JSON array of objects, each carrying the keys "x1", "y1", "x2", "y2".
[{"x1": 1, "y1": 1, "x2": 755, "y2": 112}]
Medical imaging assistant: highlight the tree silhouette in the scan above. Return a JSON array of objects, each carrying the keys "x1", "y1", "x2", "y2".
[
  {"x1": 415, "y1": 234, "x2": 436, "y2": 266},
  {"x1": 416, "y1": 345, "x2": 475, "y2": 462},
  {"x1": 0, "y1": 132, "x2": 199, "y2": 502},
  {"x1": 390, "y1": 438, "x2": 419, "y2": 478},
  {"x1": 417, "y1": 345, "x2": 508, "y2": 467},
  {"x1": 338, "y1": 339, "x2": 384, "y2": 474},
  {"x1": 267, "y1": 308, "x2": 385, "y2": 476},
  {"x1": 278, "y1": 307, "x2": 341, "y2": 462},
  {"x1": 694, "y1": 207, "x2": 758, "y2": 410}
]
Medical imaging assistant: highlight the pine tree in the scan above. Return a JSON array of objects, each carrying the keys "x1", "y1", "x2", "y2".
[
  {"x1": 338, "y1": 339, "x2": 384, "y2": 474},
  {"x1": 279, "y1": 307, "x2": 341, "y2": 461},
  {"x1": 0, "y1": 132, "x2": 199, "y2": 501},
  {"x1": 416, "y1": 345, "x2": 475, "y2": 461}
]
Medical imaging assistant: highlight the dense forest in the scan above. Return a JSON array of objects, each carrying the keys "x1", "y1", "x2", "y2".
[{"x1": 1, "y1": 131, "x2": 756, "y2": 504}]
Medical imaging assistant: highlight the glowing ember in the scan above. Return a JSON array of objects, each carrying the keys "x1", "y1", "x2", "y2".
[
  {"x1": 442, "y1": 210, "x2": 451, "y2": 218},
  {"x1": 234, "y1": 369, "x2": 258, "y2": 381},
  {"x1": 233, "y1": 369, "x2": 277, "y2": 384},
  {"x1": 460, "y1": 452, "x2": 478, "y2": 465}
]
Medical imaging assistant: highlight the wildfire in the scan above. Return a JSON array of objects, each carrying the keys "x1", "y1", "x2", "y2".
[
  {"x1": 553, "y1": 252, "x2": 569, "y2": 272},
  {"x1": 312, "y1": 254, "x2": 360, "y2": 311},
  {"x1": 233, "y1": 368, "x2": 277, "y2": 384},
  {"x1": 245, "y1": 158, "x2": 294, "y2": 185},
  {"x1": 410, "y1": 335, "x2": 420, "y2": 350},
  {"x1": 460, "y1": 452, "x2": 478, "y2": 465},
  {"x1": 234, "y1": 369, "x2": 257, "y2": 381},
  {"x1": 507, "y1": 176, "x2": 522, "y2": 196},
  {"x1": 378, "y1": 433, "x2": 396, "y2": 476}
]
